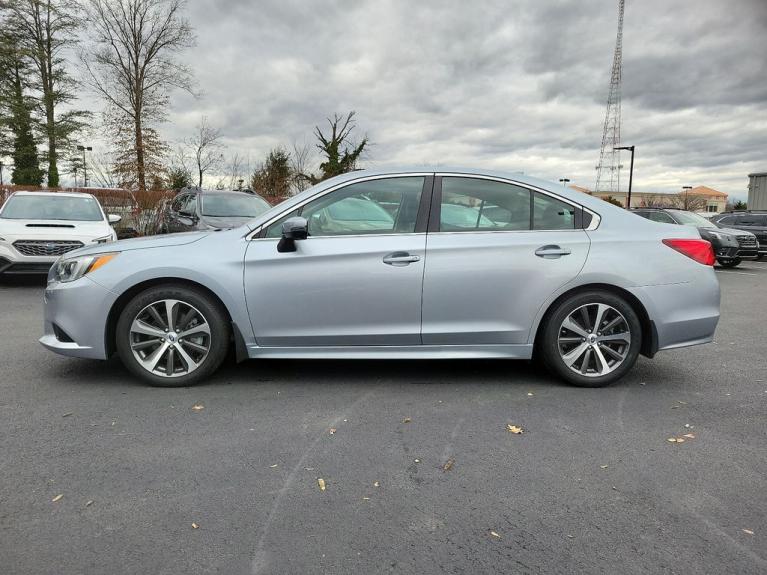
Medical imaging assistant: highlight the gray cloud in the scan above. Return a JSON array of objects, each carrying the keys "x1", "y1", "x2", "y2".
[{"x1": 151, "y1": 0, "x2": 767, "y2": 199}]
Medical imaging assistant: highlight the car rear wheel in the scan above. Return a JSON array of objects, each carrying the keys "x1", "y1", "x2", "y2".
[
  {"x1": 116, "y1": 285, "x2": 230, "y2": 387},
  {"x1": 539, "y1": 291, "x2": 642, "y2": 388},
  {"x1": 717, "y1": 258, "x2": 741, "y2": 268}
]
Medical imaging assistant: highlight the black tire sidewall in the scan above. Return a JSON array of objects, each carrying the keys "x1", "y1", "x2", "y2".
[
  {"x1": 540, "y1": 290, "x2": 642, "y2": 388},
  {"x1": 116, "y1": 285, "x2": 230, "y2": 387}
]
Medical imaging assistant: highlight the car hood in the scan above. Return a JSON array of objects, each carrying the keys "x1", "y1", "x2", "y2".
[
  {"x1": 64, "y1": 231, "x2": 210, "y2": 258},
  {"x1": 717, "y1": 227, "x2": 756, "y2": 238},
  {"x1": 199, "y1": 215, "x2": 254, "y2": 229},
  {"x1": 0, "y1": 218, "x2": 111, "y2": 238}
]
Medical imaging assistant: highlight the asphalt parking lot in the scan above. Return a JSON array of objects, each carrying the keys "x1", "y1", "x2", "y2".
[{"x1": 1, "y1": 263, "x2": 766, "y2": 575}]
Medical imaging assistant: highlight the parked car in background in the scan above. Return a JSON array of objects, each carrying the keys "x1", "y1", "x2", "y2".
[
  {"x1": 40, "y1": 168, "x2": 720, "y2": 389},
  {"x1": 0, "y1": 191, "x2": 119, "y2": 276},
  {"x1": 711, "y1": 211, "x2": 767, "y2": 260},
  {"x1": 159, "y1": 188, "x2": 272, "y2": 233},
  {"x1": 632, "y1": 207, "x2": 758, "y2": 267}
]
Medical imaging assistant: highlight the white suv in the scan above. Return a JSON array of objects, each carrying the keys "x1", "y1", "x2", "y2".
[{"x1": 0, "y1": 191, "x2": 120, "y2": 276}]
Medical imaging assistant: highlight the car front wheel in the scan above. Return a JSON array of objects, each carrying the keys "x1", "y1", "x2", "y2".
[
  {"x1": 116, "y1": 285, "x2": 230, "y2": 387},
  {"x1": 539, "y1": 291, "x2": 642, "y2": 388}
]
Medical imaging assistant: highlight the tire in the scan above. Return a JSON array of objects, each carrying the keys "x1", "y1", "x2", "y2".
[
  {"x1": 756, "y1": 254, "x2": 763, "y2": 261},
  {"x1": 116, "y1": 284, "x2": 230, "y2": 387},
  {"x1": 717, "y1": 258, "x2": 741, "y2": 268},
  {"x1": 539, "y1": 290, "x2": 642, "y2": 388}
]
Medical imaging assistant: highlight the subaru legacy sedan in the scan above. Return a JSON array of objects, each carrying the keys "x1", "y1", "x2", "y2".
[{"x1": 40, "y1": 168, "x2": 720, "y2": 388}]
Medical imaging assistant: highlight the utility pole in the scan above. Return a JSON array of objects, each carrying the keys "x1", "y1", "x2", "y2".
[
  {"x1": 76, "y1": 145, "x2": 92, "y2": 188},
  {"x1": 614, "y1": 145, "x2": 635, "y2": 208}
]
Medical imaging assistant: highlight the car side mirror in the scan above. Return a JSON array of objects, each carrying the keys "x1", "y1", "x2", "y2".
[
  {"x1": 277, "y1": 217, "x2": 308, "y2": 253},
  {"x1": 108, "y1": 214, "x2": 122, "y2": 224}
]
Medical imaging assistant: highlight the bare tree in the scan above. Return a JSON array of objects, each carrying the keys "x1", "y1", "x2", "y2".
[
  {"x1": 0, "y1": 0, "x2": 90, "y2": 187},
  {"x1": 186, "y1": 116, "x2": 223, "y2": 187},
  {"x1": 81, "y1": 0, "x2": 195, "y2": 193},
  {"x1": 671, "y1": 190, "x2": 708, "y2": 211},
  {"x1": 224, "y1": 151, "x2": 246, "y2": 190},
  {"x1": 290, "y1": 138, "x2": 313, "y2": 193}
]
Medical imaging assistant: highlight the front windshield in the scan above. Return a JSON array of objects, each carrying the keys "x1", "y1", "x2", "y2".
[
  {"x1": 668, "y1": 209, "x2": 717, "y2": 228},
  {"x1": 201, "y1": 194, "x2": 271, "y2": 217},
  {"x1": 0, "y1": 194, "x2": 104, "y2": 221}
]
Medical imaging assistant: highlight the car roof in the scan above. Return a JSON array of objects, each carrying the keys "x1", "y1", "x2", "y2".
[{"x1": 12, "y1": 190, "x2": 95, "y2": 199}]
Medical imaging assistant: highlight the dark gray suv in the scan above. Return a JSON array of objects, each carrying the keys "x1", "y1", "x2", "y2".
[
  {"x1": 711, "y1": 211, "x2": 767, "y2": 260},
  {"x1": 632, "y1": 208, "x2": 758, "y2": 267}
]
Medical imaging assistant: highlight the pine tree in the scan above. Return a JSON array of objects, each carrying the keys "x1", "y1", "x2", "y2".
[{"x1": 0, "y1": 25, "x2": 44, "y2": 186}]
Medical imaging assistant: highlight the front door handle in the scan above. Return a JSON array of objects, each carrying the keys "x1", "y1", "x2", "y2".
[
  {"x1": 535, "y1": 245, "x2": 572, "y2": 259},
  {"x1": 383, "y1": 252, "x2": 421, "y2": 266}
]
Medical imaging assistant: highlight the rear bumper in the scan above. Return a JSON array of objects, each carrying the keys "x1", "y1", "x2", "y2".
[
  {"x1": 39, "y1": 276, "x2": 117, "y2": 360},
  {"x1": 629, "y1": 272, "x2": 720, "y2": 352}
]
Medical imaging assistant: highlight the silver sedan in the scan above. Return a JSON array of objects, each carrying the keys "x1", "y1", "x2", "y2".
[{"x1": 40, "y1": 168, "x2": 720, "y2": 387}]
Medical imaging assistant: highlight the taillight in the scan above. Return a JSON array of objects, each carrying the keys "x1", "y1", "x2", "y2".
[{"x1": 662, "y1": 239, "x2": 715, "y2": 266}]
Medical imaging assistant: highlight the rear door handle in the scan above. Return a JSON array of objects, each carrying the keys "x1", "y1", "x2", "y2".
[
  {"x1": 383, "y1": 251, "x2": 421, "y2": 266},
  {"x1": 535, "y1": 245, "x2": 572, "y2": 259}
]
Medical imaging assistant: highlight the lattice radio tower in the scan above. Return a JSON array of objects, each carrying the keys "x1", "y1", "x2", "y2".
[{"x1": 594, "y1": 0, "x2": 625, "y2": 194}]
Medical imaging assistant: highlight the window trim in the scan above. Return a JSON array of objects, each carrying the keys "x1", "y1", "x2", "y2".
[
  {"x1": 428, "y1": 174, "x2": 589, "y2": 234},
  {"x1": 251, "y1": 173, "x2": 434, "y2": 240}
]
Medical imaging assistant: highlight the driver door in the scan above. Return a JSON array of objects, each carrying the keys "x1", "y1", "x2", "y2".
[{"x1": 243, "y1": 175, "x2": 432, "y2": 346}]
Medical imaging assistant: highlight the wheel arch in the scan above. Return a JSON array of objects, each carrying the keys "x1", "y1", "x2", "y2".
[
  {"x1": 105, "y1": 277, "x2": 236, "y2": 358},
  {"x1": 532, "y1": 283, "x2": 657, "y2": 358}
]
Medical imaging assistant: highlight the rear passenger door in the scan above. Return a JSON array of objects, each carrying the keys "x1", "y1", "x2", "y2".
[{"x1": 421, "y1": 176, "x2": 590, "y2": 345}]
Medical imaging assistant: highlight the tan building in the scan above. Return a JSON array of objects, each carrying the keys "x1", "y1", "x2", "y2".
[{"x1": 569, "y1": 184, "x2": 728, "y2": 214}]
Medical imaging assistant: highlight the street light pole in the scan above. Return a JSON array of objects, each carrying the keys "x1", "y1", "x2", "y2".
[
  {"x1": 682, "y1": 185, "x2": 692, "y2": 210},
  {"x1": 559, "y1": 178, "x2": 571, "y2": 187},
  {"x1": 613, "y1": 145, "x2": 635, "y2": 208},
  {"x1": 76, "y1": 145, "x2": 92, "y2": 188}
]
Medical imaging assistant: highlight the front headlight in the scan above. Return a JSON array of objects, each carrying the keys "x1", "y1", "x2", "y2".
[
  {"x1": 707, "y1": 231, "x2": 721, "y2": 240},
  {"x1": 93, "y1": 234, "x2": 115, "y2": 244},
  {"x1": 51, "y1": 253, "x2": 118, "y2": 283}
]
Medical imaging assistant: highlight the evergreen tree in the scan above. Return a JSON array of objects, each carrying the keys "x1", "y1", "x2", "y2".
[{"x1": 0, "y1": 25, "x2": 44, "y2": 186}]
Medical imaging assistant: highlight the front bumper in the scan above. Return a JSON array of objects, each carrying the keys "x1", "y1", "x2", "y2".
[
  {"x1": 39, "y1": 276, "x2": 117, "y2": 360},
  {"x1": 713, "y1": 246, "x2": 739, "y2": 261}
]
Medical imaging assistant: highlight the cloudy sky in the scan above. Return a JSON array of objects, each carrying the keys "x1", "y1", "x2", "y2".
[{"x1": 155, "y1": 0, "x2": 766, "y2": 200}]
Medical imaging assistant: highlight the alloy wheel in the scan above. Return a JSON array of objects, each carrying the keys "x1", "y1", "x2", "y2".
[
  {"x1": 129, "y1": 299, "x2": 211, "y2": 378},
  {"x1": 557, "y1": 303, "x2": 631, "y2": 378}
]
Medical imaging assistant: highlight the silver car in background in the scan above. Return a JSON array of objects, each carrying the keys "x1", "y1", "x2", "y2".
[{"x1": 39, "y1": 168, "x2": 720, "y2": 387}]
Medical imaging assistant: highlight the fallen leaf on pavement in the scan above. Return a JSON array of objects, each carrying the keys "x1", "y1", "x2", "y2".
[
  {"x1": 192, "y1": 523, "x2": 199, "y2": 529},
  {"x1": 373, "y1": 481, "x2": 380, "y2": 487},
  {"x1": 414, "y1": 459, "x2": 420, "y2": 463},
  {"x1": 362, "y1": 497, "x2": 370, "y2": 501},
  {"x1": 191, "y1": 404, "x2": 204, "y2": 411},
  {"x1": 269, "y1": 464, "x2": 278, "y2": 468},
  {"x1": 442, "y1": 458, "x2": 455, "y2": 472},
  {"x1": 667, "y1": 438, "x2": 678, "y2": 443},
  {"x1": 742, "y1": 529, "x2": 754, "y2": 535},
  {"x1": 402, "y1": 417, "x2": 411, "y2": 423},
  {"x1": 329, "y1": 428, "x2": 336, "y2": 435},
  {"x1": 600, "y1": 465, "x2": 609, "y2": 469},
  {"x1": 85, "y1": 500, "x2": 93, "y2": 507},
  {"x1": 317, "y1": 478, "x2": 326, "y2": 491},
  {"x1": 683, "y1": 433, "x2": 696, "y2": 439},
  {"x1": 527, "y1": 392, "x2": 534, "y2": 396},
  {"x1": 51, "y1": 494, "x2": 63, "y2": 503},
  {"x1": 489, "y1": 530, "x2": 501, "y2": 539},
  {"x1": 62, "y1": 413, "x2": 72, "y2": 417},
  {"x1": 676, "y1": 437, "x2": 686, "y2": 443},
  {"x1": 507, "y1": 424, "x2": 524, "y2": 434}
]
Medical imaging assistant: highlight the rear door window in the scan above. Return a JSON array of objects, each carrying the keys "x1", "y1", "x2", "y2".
[
  {"x1": 532, "y1": 192, "x2": 575, "y2": 230},
  {"x1": 438, "y1": 177, "x2": 531, "y2": 231}
]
